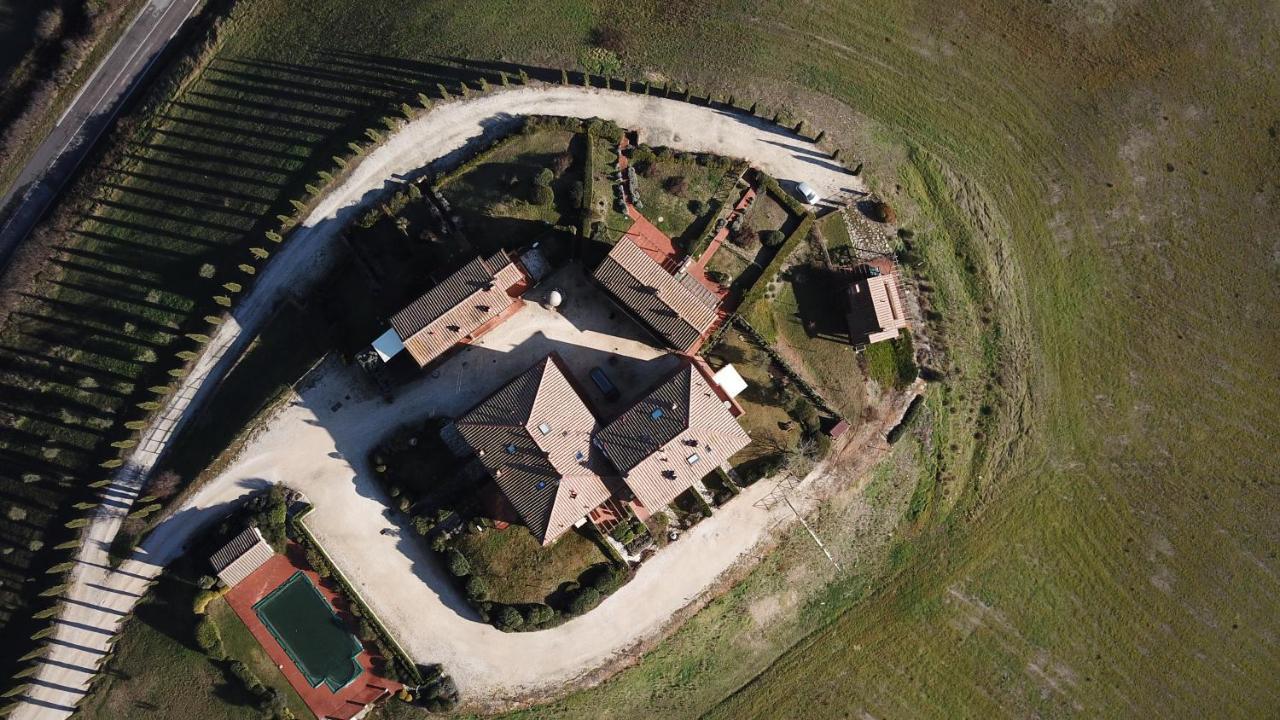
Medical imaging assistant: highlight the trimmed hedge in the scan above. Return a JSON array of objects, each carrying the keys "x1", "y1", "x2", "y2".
[{"x1": 738, "y1": 212, "x2": 814, "y2": 314}]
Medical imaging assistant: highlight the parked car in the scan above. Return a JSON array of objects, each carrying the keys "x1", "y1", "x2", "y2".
[
  {"x1": 590, "y1": 367, "x2": 621, "y2": 402},
  {"x1": 795, "y1": 181, "x2": 820, "y2": 204}
]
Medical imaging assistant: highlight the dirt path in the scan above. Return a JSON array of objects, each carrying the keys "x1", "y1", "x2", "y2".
[{"x1": 13, "y1": 85, "x2": 861, "y2": 718}]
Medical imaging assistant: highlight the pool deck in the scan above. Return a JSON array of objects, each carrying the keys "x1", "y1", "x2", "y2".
[{"x1": 225, "y1": 543, "x2": 400, "y2": 720}]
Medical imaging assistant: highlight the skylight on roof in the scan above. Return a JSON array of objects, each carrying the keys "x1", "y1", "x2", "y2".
[
  {"x1": 686, "y1": 453, "x2": 700, "y2": 465},
  {"x1": 538, "y1": 422, "x2": 551, "y2": 435},
  {"x1": 505, "y1": 443, "x2": 516, "y2": 454},
  {"x1": 650, "y1": 407, "x2": 665, "y2": 421}
]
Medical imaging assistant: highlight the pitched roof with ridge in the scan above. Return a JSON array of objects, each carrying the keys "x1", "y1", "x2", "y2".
[
  {"x1": 593, "y1": 239, "x2": 719, "y2": 351},
  {"x1": 209, "y1": 526, "x2": 274, "y2": 587},
  {"x1": 454, "y1": 354, "x2": 612, "y2": 544},
  {"x1": 390, "y1": 252, "x2": 526, "y2": 367},
  {"x1": 596, "y1": 362, "x2": 750, "y2": 511},
  {"x1": 847, "y1": 265, "x2": 909, "y2": 345}
]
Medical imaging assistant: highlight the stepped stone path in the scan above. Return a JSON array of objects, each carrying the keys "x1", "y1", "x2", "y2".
[{"x1": 14, "y1": 84, "x2": 866, "y2": 718}]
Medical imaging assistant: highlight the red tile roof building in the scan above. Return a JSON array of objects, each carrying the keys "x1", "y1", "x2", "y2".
[
  {"x1": 847, "y1": 264, "x2": 909, "y2": 345},
  {"x1": 454, "y1": 355, "x2": 750, "y2": 543},
  {"x1": 592, "y1": 238, "x2": 720, "y2": 353},
  {"x1": 390, "y1": 251, "x2": 529, "y2": 367},
  {"x1": 454, "y1": 354, "x2": 613, "y2": 545}
]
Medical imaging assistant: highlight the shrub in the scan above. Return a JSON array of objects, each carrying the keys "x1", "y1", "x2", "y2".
[
  {"x1": 568, "y1": 181, "x2": 585, "y2": 208},
  {"x1": 790, "y1": 397, "x2": 820, "y2": 433},
  {"x1": 706, "y1": 269, "x2": 729, "y2": 286},
  {"x1": 195, "y1": 616, "x2": 223, "y2": 659},
  {"x1": 306, "y1": 546, "x2": 330, "y2": 578},
  {"x1": 465, "y1": 576, "x2": 489, "y2": 600},
  {"x1": 566, "y1": 587, "x2": 601, "y2": 616},
  {"x1": 871, "y1": 200, "x2": 897, "y2": 224},
  {"x1": 688, "y1": 199, "x2": 708, "y2": 216},
  {"x1": 535, "y1": 167, "x2": 555, "y2": 186},
  {"x1": 531, "y1": 183, "x2": 554, "y2": 206},
  {"x1": 192, "y1": 587, "x2": 225, "y2": 614},
  {"x1": 524, "y1": 603, "x2": 557, "y2": 627},
  {"x1": 413, "y1": 515, "x2": 433, "y2": 536},
  {"x1": 730, "y1": 224, "x2": 756, "y2": 248},
  {"x1": 446, "y1": 549, "x2": 470, "y2": 577},
  {"x1": 761, "y1": 229, "x2": 785, "y2": 247},
  {"x1": 494, "y1": 605, "x2": 523, "y2": 630},
  {"x1": 230, "y1": 661, "x2": 262, "y2": 694},
  {"x1": 552, "y1": 152, "x2": 573, "y2": 176},
  {"x1": 663, "y1": 175, "x2": 689, "y2": 196}
]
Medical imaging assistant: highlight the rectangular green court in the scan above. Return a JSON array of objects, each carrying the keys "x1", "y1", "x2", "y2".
[{"x1": 253, "y1": 571, "x2": 364, "y2": 691}]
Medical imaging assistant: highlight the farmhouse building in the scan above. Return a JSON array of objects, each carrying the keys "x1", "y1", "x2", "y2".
[
  {"x1": 847, "y1": 262, "x2": 909, "y2": 345},
  {"x1": 454, "y1": 354, "x2": 614, "y2": 545},
  {"x1": 453, "y1": 353, "x2": 750, "y2": 544},
  {"x1": 592, "y1": 238, "x2": 720, "y2": 353},
  {"x1": 378, "y1": 251, "x2": 530, "y2": 368},
  {"x1": 595, "y1": 362, "x2": 750, "y2": 513}
]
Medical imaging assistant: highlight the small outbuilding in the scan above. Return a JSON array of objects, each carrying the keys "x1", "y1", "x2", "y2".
[{"x1": 209, "y1": 526, "x2": 274, "y2": 588}]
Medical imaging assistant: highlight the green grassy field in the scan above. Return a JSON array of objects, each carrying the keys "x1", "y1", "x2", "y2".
[{"x1": 20, "y1": 0, "x2": 1280, "y2": 716}]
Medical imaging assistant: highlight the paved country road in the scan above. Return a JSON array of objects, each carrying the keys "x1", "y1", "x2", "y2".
[
  {"x1": 0, "y1": 0, "x2": 202, "y2": 272},
  {"x1": 12, "y1": 85, "x2": 869, "y2": 718}
]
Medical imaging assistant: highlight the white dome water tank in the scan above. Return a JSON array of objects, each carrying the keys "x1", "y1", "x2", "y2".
[{"x1": 548, "y1": 289, "x2": 563, "y2": 308}]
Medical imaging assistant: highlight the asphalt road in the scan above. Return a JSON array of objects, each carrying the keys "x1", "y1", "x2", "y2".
[{"x1": 0, "y1": 0, "x2": 201, "y2": 272}]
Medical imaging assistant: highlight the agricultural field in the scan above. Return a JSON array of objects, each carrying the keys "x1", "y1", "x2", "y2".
[{"x1": 7, "y1": 0, "x2": 1278, "y2": 717}]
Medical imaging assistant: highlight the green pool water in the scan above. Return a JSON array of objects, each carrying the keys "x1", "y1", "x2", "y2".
[{"x1": 253, "y1": 571, "x2": 363, "y2": 691}]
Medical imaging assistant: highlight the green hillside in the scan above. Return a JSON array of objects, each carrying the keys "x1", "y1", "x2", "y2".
[{"x1": 10, "y1": 0, "x2": 1277, "y2": 716}]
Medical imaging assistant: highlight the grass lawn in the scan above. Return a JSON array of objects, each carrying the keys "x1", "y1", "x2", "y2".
[
  {"x1": 209, "y1": 598, "x2": 316, "y2": 720},
  {"x1": 631, "y1": 155, "x2": 731, "y2": 245},
  {"x1": 817, "y1": 210, "x2": 853, "y2": 252},
  {"x1": 861, "y1": 332, "x2": 916, "y2": 391},
  {"x1": 703, "y1": 330, "x2": 800, "y2": 470},
  {"x1": 452, "y1": 525, "x2": 610, "y2": 605},
  {"x1": 742, "y1": 192, "x2": 794, "y2": 239},
  {"x1": 439, "y1": 128, "x2": 581, "y2": 253},
  {"x1": 767, "y1": 258, "x2": 867, "y2": 420},
  {"x1": 77, "y1": 564, "x2": 264, "y2": 720}
]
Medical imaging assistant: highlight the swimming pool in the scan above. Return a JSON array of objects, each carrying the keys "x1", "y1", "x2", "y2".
[{"x1": 253, "y1": 571, "x2": 363, "y2": 692}]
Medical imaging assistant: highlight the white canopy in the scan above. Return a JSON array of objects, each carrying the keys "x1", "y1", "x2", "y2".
[
  {"x1": 372, "y1": 327, "x2": 405, "y2": 362},
  {"x1": 712, "y1": 364, "x2": 748, "y2": 399}
]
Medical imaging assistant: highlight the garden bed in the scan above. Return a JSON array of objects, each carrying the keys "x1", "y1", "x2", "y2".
[{"x1": 628, "y1": 145, "x2": 738, "y2": 246}]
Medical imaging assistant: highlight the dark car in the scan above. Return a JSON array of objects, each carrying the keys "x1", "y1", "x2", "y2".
[{"x1": 590, "y1": 366, "x2": 621, "y2": 402}]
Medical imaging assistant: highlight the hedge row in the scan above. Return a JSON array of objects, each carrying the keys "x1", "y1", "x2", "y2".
[{"x1": 581, "y1": 124, "x2": 597, "y2": 237}]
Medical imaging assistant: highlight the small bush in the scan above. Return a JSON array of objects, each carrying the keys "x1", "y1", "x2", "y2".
[
  {"x1": 306, "y1": 546, "x2": 330, "y2": 578},
  {"x1": 195, "y1": 616, "x2": 223, "y2": 659},
  {"x1": 761, "y1": 229, "x2": 786, "y2": 247},
  {"x1": 465, "y1": 576, "x2": 489, "y2": 600},
  {"x1": 494, "y1": 605, "x2": 524, "y2": 630},
  {"x1": 535, "y1": 167, "x2": 555, "y2": 186},
  {"x1": 446, "y1": 549, "x2": 471, "y2": 577},
  {"x1": 524, "y1": 603, "x2": 557, "y2": 627},
  {"x1": 566, "y1": 587, "x2": 601, "y2": 616},
  {"x1": 531, "y1": 183, "x2": 554, "y2": 206},
  {"x1": 688, "y1": 199, "x2": 707, "y2": 215},
  {"x1": 664, "y1": 175, "x2": 689, "y2": 196},
  {"x1": 552, "y1": 152, "x2": 573, "y2": 176}
]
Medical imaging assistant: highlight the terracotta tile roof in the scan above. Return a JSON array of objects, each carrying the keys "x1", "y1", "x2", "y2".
[
  {"x1": 847, "y1": 266, "x2": 909, "y2": 344},
  {"x1": 596, "y1": 362, "x2": 750, "y2": 511},
  {"x1": 454, "y1": 354, "x2": 612, "y2": 544},
  {"x1": 209, "y1": 526, "x2": 274, "y2": 587},
  {"x1": 593, "y1": 239, "x2": 719, "y2": 351},
  {"x1": 391, "y1": 252, "x2": 525, "y2": 367}
]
